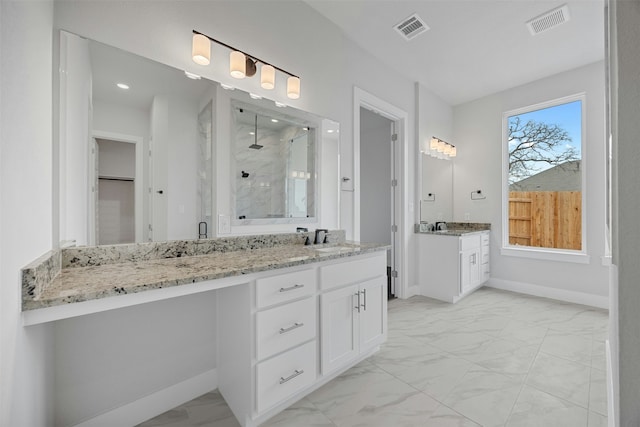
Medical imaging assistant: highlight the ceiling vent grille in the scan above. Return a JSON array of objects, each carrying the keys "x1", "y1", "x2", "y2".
[
  {"x1": 526, "y1": 4, "x2": 570, "y2": 36},
  {"x1": 394, "y1": 13, "x2": 429, "y2": 41}
]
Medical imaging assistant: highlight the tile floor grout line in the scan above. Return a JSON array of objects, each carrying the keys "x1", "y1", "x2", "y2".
[{"x1": 503, "y1": 324, "x2": 550, "y2": 426}]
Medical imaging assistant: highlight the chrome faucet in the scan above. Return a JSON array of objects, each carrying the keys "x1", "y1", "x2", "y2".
[{"x1": 314, "y1": 229, "x2": 329, "y2": 244}]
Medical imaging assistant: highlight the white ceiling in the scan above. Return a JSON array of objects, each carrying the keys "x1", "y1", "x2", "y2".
[{"x1": 304, "y1": 0, "x2": 605, "y2": 106}]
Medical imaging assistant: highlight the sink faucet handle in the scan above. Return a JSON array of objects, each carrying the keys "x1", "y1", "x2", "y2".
[{"x1": 314, "y1": 228, "x2": 329, "y2": 244}]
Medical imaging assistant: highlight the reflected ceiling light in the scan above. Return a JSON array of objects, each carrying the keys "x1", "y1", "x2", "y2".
[
  {"x1": 274, "y1": 101, "x2": 287, "y2": 108},
  {"x1": 184, "y1": 71, "x2": 202, "y2": 80},
  {"x1": 192, "y1": 29, "x2": 301, "y2": 99},
  {"x1": 192, "y1": 33, "x2": 211, "y2": 65},
  {"x1": 249, "y1": 93, "x2": 262, "y2": 100},
  {"x1": 271, "y1": 119, "x2": 279, "y2": 123},
  {"x1": 116, "y1": 83, "x2": 129, "y2": 90},
  {"x1": 220, "y1": 83, "x2": 235, "y2": 91}
]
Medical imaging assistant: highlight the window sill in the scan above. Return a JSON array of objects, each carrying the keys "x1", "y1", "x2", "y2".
[{"x1": 500, "y1": 246, "x2": 591, "y2": 264}]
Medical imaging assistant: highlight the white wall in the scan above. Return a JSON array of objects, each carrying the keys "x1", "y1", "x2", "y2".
[
  {"x1": 453, "y1": 61, "x2": 609, "y2": 304},
  {"x1": 59, "y1": 30, "x2": 92, "y2": 246},
  {"x1": 360, "y1": 108, "x2": 392, "y2": 245},
  {"x1": 416, "y1": 83, "x2": 454, "y2": 225},
  {"x1": 54, "y1": 292, "x2": 217, "y2": 427},
  {"x1": 612, "y1": 0, "x2": 640, "y2": 424},
  {"x1": 98, "y1": 139, "x2": 135, "y2": 179},
  {"x1": 0, "y1": 1, "x2": 55, "y2": 425},
  {"x1": 167, "y1": 96, "x2": 199, "y2": 240}
]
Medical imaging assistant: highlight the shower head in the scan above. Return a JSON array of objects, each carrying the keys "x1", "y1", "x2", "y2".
[{"x1": 248, "y1": 113, "x2": 263, "y2": 149}]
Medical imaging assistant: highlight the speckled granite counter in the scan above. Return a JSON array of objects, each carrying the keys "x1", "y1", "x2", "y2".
[
  {"x1": 415, "y1": 222, "x2": 491, "y2": 236},
  {"x1": 22, "y1": 231, "x2": 389, "y2": 311}
]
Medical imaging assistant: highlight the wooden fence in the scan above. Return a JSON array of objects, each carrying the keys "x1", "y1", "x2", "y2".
[{"x1": 509, "y1": 191, "x2": 582, "y2": 250}]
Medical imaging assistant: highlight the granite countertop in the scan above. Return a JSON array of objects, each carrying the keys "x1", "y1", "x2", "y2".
[
  {"x1": 23, "y1": 239, "x2": 388, "y2": 311},
  {"x1": 415, "y1": 222, "x2": 491, "y2": 236}
]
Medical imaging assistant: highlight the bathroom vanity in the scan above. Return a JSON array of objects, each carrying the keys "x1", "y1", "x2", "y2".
[
  {"x1": 21, "y1": 232, "x2": 388, "y2": 427},
  {"x1": 416, "y1": 224, "x2": 490, "y2": 303}
]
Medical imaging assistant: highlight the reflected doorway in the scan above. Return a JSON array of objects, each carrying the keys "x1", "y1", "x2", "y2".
[{"x1": 90, "y1": 132, "x2": 144, "y2": 245}]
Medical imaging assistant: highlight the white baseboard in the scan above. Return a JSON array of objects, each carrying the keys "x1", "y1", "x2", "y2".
[
  {"x1": 74, "y1": 369, "x2": 218, "y2": 427},
  {"x1": 406, "y1": 285, "x2": 420, "y2": 299},
  {"x1": 487, "y1": 278, "x2": 609, "y2": 309}
]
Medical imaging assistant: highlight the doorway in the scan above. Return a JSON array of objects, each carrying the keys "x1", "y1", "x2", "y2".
[
  {"x1": 90, "y1": 131, "x2": 144, "y2": 245},
  {"x1": 360, "y1": 108, "x2": 396, "y2": 298},
  {"x1": 354, "y1": 87, "x2": 409, "y2": 299}
]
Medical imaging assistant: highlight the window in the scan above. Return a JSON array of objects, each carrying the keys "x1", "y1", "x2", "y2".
[{"x1": 503, "y1": 95, "x2": 584, "y2": 254}]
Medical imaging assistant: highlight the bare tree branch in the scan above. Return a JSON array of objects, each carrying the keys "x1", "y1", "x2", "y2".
[{"x1": 508, "y1": 116, "x2": 578, "y2": 183}]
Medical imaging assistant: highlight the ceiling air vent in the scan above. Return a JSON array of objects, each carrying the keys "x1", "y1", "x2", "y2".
[
  {"x1": 526, "y1": 4, "x2": 570, "y2": 36},
  {"x1": 394, "y1": 13, "x2": 429, "y2": 41}
]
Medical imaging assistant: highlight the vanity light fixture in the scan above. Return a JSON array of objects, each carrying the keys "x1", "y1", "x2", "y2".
[
  {"x1": 192, "y1": 30, "x2": 301, "y2": 99},
  {"x1": 424, "y1": 136, "x2": 456, "y2": 160}
]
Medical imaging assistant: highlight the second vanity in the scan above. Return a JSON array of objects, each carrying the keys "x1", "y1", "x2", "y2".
[
  {"x1": 21, "y1": 231, "x2": 388, "y2": 427},
  {"x1": 416, "y1": 223, "x2": 491, "y2": 303}
]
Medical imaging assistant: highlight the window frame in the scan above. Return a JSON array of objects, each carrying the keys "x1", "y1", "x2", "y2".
[{"x1": 501, "y1": 93, "x2": 589, "y2": 264}]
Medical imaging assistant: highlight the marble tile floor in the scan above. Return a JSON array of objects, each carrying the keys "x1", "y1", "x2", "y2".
[{"x1": 138, "y1": 287, "x2": 608, "y2": 427}]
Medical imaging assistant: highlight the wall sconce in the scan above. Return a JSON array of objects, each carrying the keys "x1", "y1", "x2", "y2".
[
  {"x1": 191, "y1": 30, "x2": 301, "y2": 99},
  {"x1": 421, "y1": 137, "x2": 456, "y2": 160}
]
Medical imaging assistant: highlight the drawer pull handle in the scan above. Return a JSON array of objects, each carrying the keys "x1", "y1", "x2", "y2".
[
  {"x1": 279, "y1": 284, "x2": 304, "y2": 293},
  {"x1": 354, "y1": 292, "x2": 361, "y2": 312},
  {"x1": 279, "y1": 322, "x2": 304, "y2": 334},
  {"x1": 279, "y1": 369, "x2": 304, "y2": 384},
  {"x1": 361, "y1": 289, "x2": 367, "y2": 311}
]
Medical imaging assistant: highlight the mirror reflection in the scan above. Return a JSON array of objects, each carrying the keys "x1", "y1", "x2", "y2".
[
  {"x1": 58, "y1": 30, "x2": 339, "y2": 246},
  {"x1": 420, "y1": 154, "x2": 453, "y2": 224},
  {"x1": 232, "y1": 102, "x2": 316, "y2": 222}
]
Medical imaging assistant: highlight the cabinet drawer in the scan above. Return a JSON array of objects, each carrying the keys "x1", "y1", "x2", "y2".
[
  {"x1": 256, "y1": 297, "x2": 316, "y2": 360},
  {"x1": 256, "y1": 340, "x2": 316, "y2": 413},
  {"x1": 481, "y1": 245, "x2": 490, "y2": 264},
  {"x1": 319, "y1": 253, "x2": 386, "y2": 291},
  {"x1": 461, "y1": 234, "x2": 481, "y2": 251},
  {"x1": 481, "y1": 232, "x2": 490, "y2": 246},
  {"x1": 256, "y1": 269, "x2": 315, "y2": 309}
]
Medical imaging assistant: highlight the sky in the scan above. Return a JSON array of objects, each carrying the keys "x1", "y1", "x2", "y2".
[{"x1": 508, "y1": 99, "x2": 582, "y2": 177}]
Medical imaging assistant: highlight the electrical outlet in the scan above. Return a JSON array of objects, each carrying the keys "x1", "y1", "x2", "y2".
[
  {"x1": 464, "y1": 212, "x2": 471, "y2": 221},
  {"x1": 218, "y1": 214, "x2": 231, "y2": 234}
]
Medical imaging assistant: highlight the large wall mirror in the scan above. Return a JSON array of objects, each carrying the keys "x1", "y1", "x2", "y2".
[
  {"x1": 58, "y1": 30, "x2": 339, "y2": 247},
  {"x1": 420, "y1": 154, "x2": 453, "y2": 224}
]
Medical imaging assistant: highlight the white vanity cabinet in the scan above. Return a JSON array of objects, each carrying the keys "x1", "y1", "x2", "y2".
[
  {"x1": 217, "y1": 251, "x2": 387, "y2": 427},
  {"x1": 418, "y1": 231, "x2": 490, "y2": 303},
  {"x1": 318, "y1": 254, "x2": 387, "y2": 375}
]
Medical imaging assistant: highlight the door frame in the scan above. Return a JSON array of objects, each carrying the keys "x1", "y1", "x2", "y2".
[
  {"x1": 91, "y1": 130, "x2": 144, "y2": 244},
  {"x1": 353, "y1": 87, "x2": 410, "y2": 299}
]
